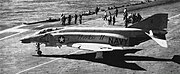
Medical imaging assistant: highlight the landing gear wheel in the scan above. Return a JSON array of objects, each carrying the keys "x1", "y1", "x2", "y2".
[{"x1": 37, "y1": 51, "x2": 42, "y2": 56}]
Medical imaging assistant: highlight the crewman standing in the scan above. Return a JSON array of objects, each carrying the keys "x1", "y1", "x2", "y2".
[
  {"x1": 108, "y1": 11, "x2": 112, "y2": 25},
  {"x1": 137, "y1": 13, "x2": 142, "y2": 22},
  {"x1": 61, "y1": 15, "x2": 66, "y2": 25},
  {"x1": 79, "y1": 14, "x2": 82, "y2": 24},
  {"x1": 112, "y1": 15, "x2": 116, "y2": 25},
  {"x1": 109, "y1": 11, "x2": 111, "y2": 16},
  {"x1": 103, "y1": 11, "x2": 107, "y2": 20},
  {"x1": 108, "y1": 15, "x2": 112, "y2": 25},
  {"x1": 74, "y1": 14, "x2": 78, "y2": 24},
  {"x1": 123, "y1": 8, "x2": 128, "y2": 28},
  {"x1": 48, "y1": 17, "x2": 52, "y2": 20},
  {"x1": 95, "y1": 7, "x2": 100, "y2": 15},
  {"x1": 68, "y1": 15, "x2": 72, "y2": 25},
  {"x1": 132, "y1": 13, "x2": 137, "y2": 23},
  {"x1": 123, "y1": 8, "x2": 128, "y2": 20},
  {"x1": 115, "y1": 8, "x2": 118, "y2": 17}
]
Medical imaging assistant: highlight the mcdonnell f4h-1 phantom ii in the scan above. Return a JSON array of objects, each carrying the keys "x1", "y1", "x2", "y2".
[{"x1": 21, "y1": 13, "x2": 168, "y2": 59}]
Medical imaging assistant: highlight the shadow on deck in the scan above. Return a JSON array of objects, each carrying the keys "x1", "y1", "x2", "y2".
[{"x1": 33, "y1": 49, "x2": 180, "y2": 71}]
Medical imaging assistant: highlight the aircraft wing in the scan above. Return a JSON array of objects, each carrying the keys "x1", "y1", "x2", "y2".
[{"x1": 72, "y1": 43, "x2": 123, "y2": 51}]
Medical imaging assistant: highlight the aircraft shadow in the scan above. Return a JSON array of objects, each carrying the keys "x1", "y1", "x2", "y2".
[{"x1": 34, "y1": 49, "x2": 180, "y2": 71}]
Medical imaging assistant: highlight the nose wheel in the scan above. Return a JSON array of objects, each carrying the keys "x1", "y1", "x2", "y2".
[
  {"x1": 37, "y1": 50, "x2": 42, "y2": 56},
  {"x1": 36, "y1": 43, "x2": 42, "y2": 56}
]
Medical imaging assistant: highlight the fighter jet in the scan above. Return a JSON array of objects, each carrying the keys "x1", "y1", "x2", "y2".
[{"x1": 21, "y1": 13, "x2": 168, "y2": 59}]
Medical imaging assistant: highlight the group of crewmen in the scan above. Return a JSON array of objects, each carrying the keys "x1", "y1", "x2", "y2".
[
  {"x1": 60, "y1": 6, "x2": 142, "y2": 27},
  {"x1": 103, "y1": 7, "x2": 118, "y2": 25},
  {"x1": 123, "y1": 8, "x2": 143, "y2": 27},
  {"x1": 102, "y1": 7, "x2": 143, "y2": 27},
  {"x1": 60, "y1": 6, "x2": 101, "y2": 26},
  {"x1": 60, "y1": 13, "x2": 82, "y2": 25}
]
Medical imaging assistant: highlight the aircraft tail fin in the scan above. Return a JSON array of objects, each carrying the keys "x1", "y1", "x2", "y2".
[
  {"x1": 128, "y1": 13, "x2": 168, "y2": 30},
  {"x1": 129, "y1": 13, "x2": 168, "y2": 48}
]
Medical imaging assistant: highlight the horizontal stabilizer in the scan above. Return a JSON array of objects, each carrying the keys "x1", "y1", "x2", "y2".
[
  {"x1": 145, "y1": 30, "x2": 168, "y2": 48},
  {"x1": 172, "y1": 55, "x2": 180, "y2": 64}
]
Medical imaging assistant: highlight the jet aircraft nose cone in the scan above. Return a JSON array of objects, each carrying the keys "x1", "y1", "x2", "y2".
[{"x1": 20, "y1": 38, "x2": 31, "y2": 43}]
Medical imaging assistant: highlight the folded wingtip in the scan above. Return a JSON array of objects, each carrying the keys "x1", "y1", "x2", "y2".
[{"x1": 145, "y1": 30, "x2": 168, "y2": 48}]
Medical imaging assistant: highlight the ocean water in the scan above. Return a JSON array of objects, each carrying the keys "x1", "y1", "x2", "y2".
[{"x1": 0, "y1": 0, "x2": 129, "y2": 30}]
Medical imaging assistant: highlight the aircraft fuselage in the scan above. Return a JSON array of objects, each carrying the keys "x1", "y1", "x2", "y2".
[
  {"x1": 21, "y1": 27, "x2": 151, "y2": 47},
  {"x1": 45, "y1": 27, "x2": 150, "y2": 47}
]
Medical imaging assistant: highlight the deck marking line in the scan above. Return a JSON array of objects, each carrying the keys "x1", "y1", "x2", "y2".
[
  {"x1": 16, "y1": 50, "x2": 82, "y2": 74},
  {"x1": 0, "y1": 24, "x2": 26, "y2": 34},
  {"x1": 0, "y1": 29, "x2": 29, "y2": 41},
  {"x1": 168, "y1": 14, "x2": 180, "y2": 19},
  {"x1": 16, "y1": 58, "x2": 60, "y2": 74},
  {"x1": 0, "y1": 32, "x2": 23, "y2": 41}
]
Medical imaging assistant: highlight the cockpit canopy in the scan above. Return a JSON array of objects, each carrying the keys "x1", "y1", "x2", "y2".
[{"x1": 37, "y1": 27, "x2": 64, "y2": 34}]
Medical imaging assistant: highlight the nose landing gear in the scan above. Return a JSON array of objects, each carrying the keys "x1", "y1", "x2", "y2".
[{"x1": 36, "y1": 43, "x2": 42, "y2": 56}]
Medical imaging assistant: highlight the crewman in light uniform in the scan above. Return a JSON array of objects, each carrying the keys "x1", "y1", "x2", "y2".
[{"x1": 123, "y1": 8, "x2": 128, "y2": 28}]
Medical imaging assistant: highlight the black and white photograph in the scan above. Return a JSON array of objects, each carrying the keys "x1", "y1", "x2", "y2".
[{"x1": 0, "y1": 0, "x2": 180, "y2": 74}]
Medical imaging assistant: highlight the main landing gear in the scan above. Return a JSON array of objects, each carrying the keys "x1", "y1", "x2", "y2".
[
  {"x1": 36, "y1": 43, "x2": 42, "y2": 56},
  {"x1": 95, "y1": 51, "x2": 103, "y2": 59}
]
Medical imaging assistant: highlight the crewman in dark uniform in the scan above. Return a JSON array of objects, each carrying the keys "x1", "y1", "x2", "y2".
[
  {"x1": 61, "y1": 15, "x2": 65, "y2": 25},
  {"x1": 109, "y1": 11, "x2": 111, "y2": 16},
  {"x1": 74, "y1": 14, "x2": 78, "y2": 24},
  {"x1": 95, "y1": 7, "x2": 100, "y2": 15},
  {"x1": 64, "y1": 16, "x2": 67, "y2": 25},
  {"x1": 48, "y1": 17, "x2": 52, "y2": 20},
  {"x1": 115, "y1": 8, "x2": 118, "y2": 17},
  {"x1": 132, "y1": 13, "x2": 137, "y2": 23},
  {"x1": 108, "y1": 15, "x2": 112, "y2": 25},
  {"x1": 137, "y1": 13, "x2": 142, "y2": 22},
  {"x1": 68, "y1": 15, "x2": 72, "y2": 25},
  {"x1": 79, "y1": 14, "x2": 82, "y2": 24},
  {"x1": 112, "y1": 15, "x2": 116, "y2": 25}
]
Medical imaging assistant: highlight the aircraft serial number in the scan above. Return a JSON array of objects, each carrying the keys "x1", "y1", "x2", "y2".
[{"x1": 77, "y1": 35, "x2": 105, "y2": 40}]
